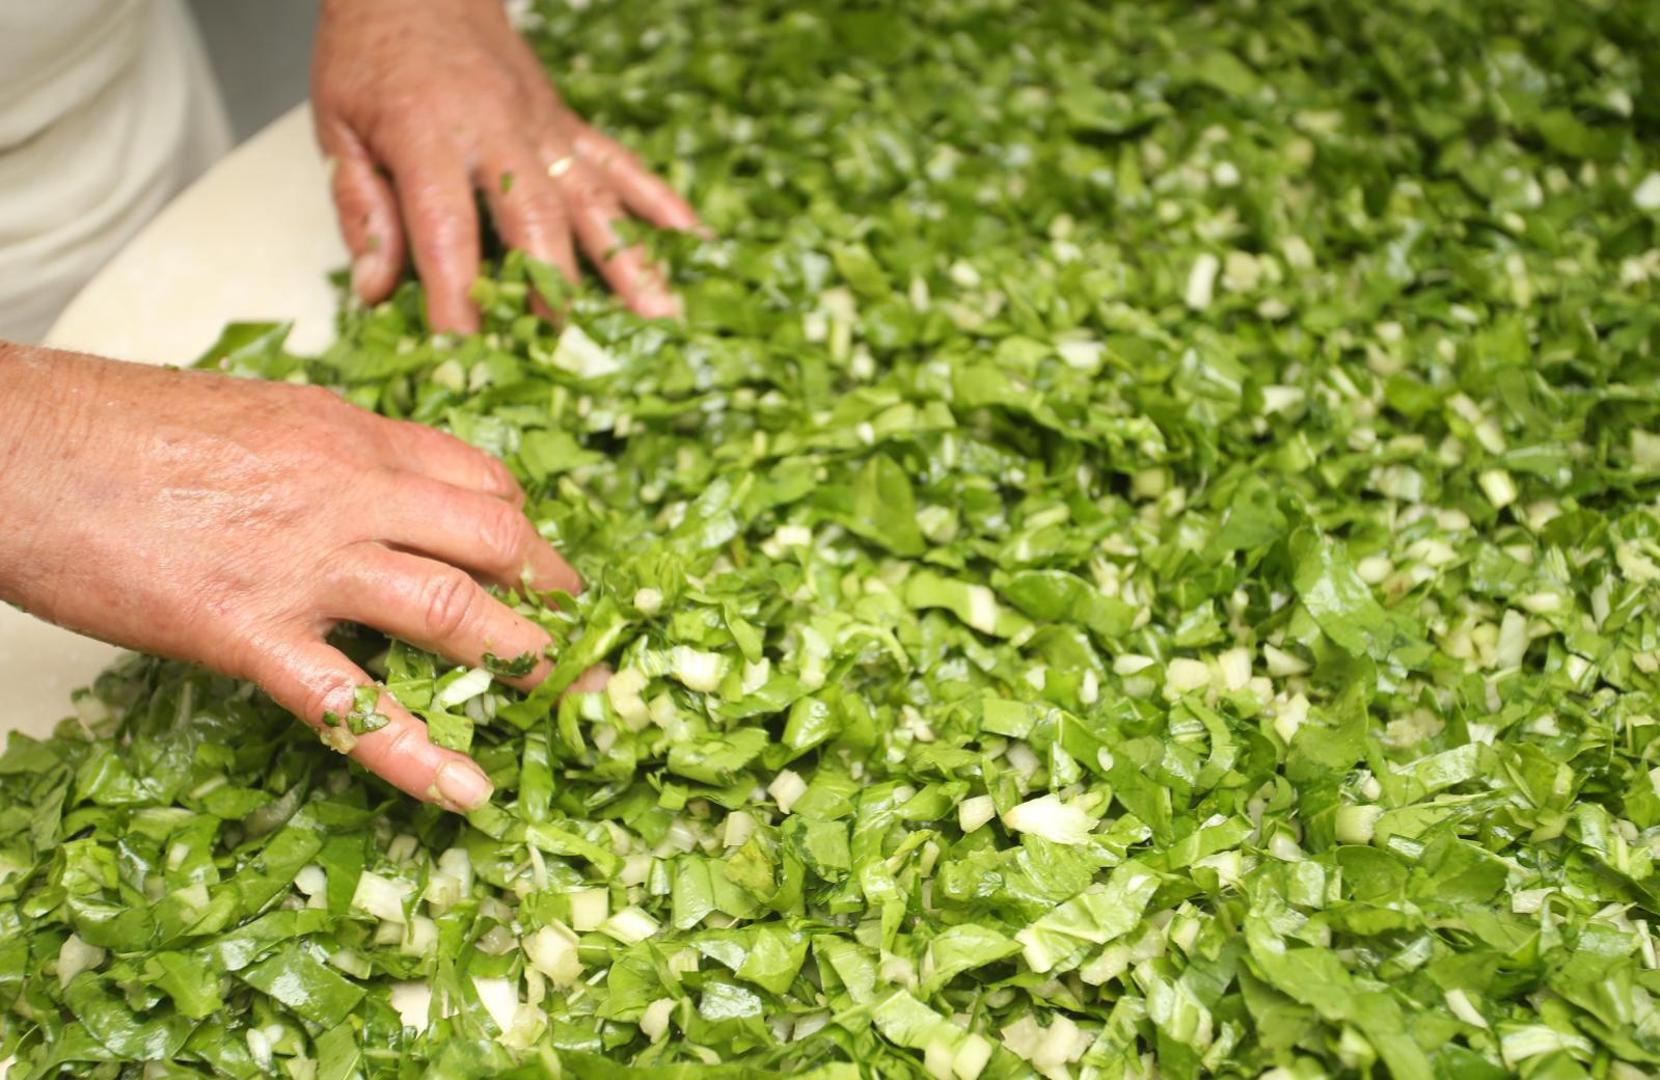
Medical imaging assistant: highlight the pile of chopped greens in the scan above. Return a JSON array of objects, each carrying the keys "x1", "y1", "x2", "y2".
[{"x1": 7, "y1": 0, "x2": 1660, "y2": 1076}]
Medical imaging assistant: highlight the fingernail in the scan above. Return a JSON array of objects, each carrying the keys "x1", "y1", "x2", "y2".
[
  {"x1": 436, "y1": 762, "x2": 493, "y2": 811},
  {"x1": 639, "y1": 292, "x2": 681, "y2": 320}
]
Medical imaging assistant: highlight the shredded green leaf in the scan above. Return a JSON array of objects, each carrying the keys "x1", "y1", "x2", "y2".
[{"x1": 4, "y1": 0, "x2": 1660, "y2": 1076}]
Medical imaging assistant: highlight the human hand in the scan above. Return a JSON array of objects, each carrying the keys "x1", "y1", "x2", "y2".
[
  {"x1": 311, "y1": 0, "x2": 699, "y2": 331},
  {"x1": 0, "y1": 345, "x2": 580, "y2": 811}
]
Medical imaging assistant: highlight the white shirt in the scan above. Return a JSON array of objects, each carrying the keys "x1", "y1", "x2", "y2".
[{"x1": 0, "y1": 0, "x2": 231, "y2": 342}]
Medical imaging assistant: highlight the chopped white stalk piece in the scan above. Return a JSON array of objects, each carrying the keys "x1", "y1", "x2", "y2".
[
  {"x1": 1263, "y1": 644, "x2": 1309, "y2": 677},
  {"x1": 1335, "y1": 804, "x2": 1383, "y2": 845},
  {"x1": 430, "y1": 357, "x2": 466, "y2": 392},
  {"x1": 523, "y1": 923, "x2": 583, "y2": 986},
  {"x1": 775, "y1": 524, "x2": 813, "y2": 547},
  {"x1": 1002, "y1": 794, "x2": 1094, "y2": 845},
  {"x1": 246, "y1": 1028, "x2": 274, "y2": 1071},
  {"x1": 606, "y1": 668, "x2": 651, "y2": 729},
  {"x1": 437, "y1": 847, "x2": 473, "y2": 895},
  {"x1": 57, "y1": 934, "x2": 106, "y2": 988},
  {"x1": 1479, "y1": 468, "x2": 1517, "y2": 509},
  {"x1": 1261, "y1": 385, "x2": 1305, "y2": 415},
  {"x1": 617, "y1": 853, "x2": 653, "y2": 888},
  {"x1": 293, "y1": 864, "x2": 327, "y2": 898},
  {"x1": 1634, "y1": 172, "x2": 1660, "y2": 212},
  {"x1": 1519, "y1": 592, "x2": 1561, "y2": 614},
  {"x1": 768, "y1": 769, "x2": 808, "y2": 813},
  {"x1": 549, "y1": 324, "x2": 622, "y2": 378},
  {"x1": 1185, "y1": 252, "x2": 1220, "y2": 310},
  {"x1": 436, "y1": 668, "x2": 492, "y2": 709},
  {"x1": 723, "y1": 810, "x2": 757, "y2": 848},
  {"x1": 639, "y1": 998, "x2": 675, "y2": 1042},
  {"x1": 1632, "y1": 430, "x2": 1660, "y2": 470},
  {"x1": 670, "y1": 647, "x2": 725, "y2": 693},
  {"x1": 1079, "y1": 669, "x2": 1100, "y2": 706},
  {"x1": 424, "y1": 872, "x2": 462, "y2": 911},
  {"x1": 924, "y1": 1039, "x2": 956, "y2": 1080},
  {"x1": 878, "y1": 951, "x2": 917, "y2": 988},
  {"x1": 1113, "y1": 653, "x2": 1155, "y2": 676},
  {"x1": 1165, "y1": 657, "x2": 1212, "y2": 694},
  {"x1": 352, "y1": 871, "x2": 412, "y2": 924},
  {"x1": 1268, "y1": 833, "x2": 1304, "y2": 862},
  {"x1": 957, "y1": 795, "x2": 996, "y2": 834},
  {"x1": 1080, "y1": 943, "x2": 1130, "y2": 986},
  {"x1": 1445, "y1": 988, "x2": 1488, "y2": 1028},
  {"x1": 389, "y1": 982, "x2": 433, "y2": 1031},
  {"x1": 1031, "y1": 1013, "x2": 1091, "y2": 1073},
  {"x1": 1001, "y1": 1014, "x2": 1043, "y2": 1063},
  {"x1": 1217, "y1": 647, "x2": 1252, "y2": 691},
  {"x1": 632, "y1": 587, "x2": 664, "y2": 614},
  {"x1": 1355, "y1": 555, "x2": 1393, "y2": 585},
  {"x1": 402, "y1": 915, "x2": 439, "y2": 956},
  {"x1": 1056, "y1": 338, "x2": 1104, "y2": 371},
  {"x1": 568, "y1": 888, "x2": 609, "y2": 932},
  {"x1": 1495, "y1": 609, "x2": 1529, "y2": 670},
  {"x1": 1003, "y1": 741, "x2": 1040, "y2": 776},
  {"x1": 602, "y1": 905, "x2": 661, "y2": 944},
  {"x1": 741, "y1": 658, "x2": 771, "y2": 695},
  {"x1": 952, "y1": 1033, "x2": 994, "y2": 1080},
  {"x1": 1274, "y1": 696, "x2": 1301, "y2": 746},
  {"x1": 965, "y1": 585, "x2": 1000, "y2": 635},
  {"x1": 329, "y1": 948, "x2": 372, "y2": 980}
]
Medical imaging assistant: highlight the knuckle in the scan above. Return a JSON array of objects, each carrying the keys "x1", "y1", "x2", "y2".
[
  {"x1": 508, "y1": 196, "x2": 569, "y2": 238},
  {"x1": 561, "y1": 168, "x2": 611, "y2": 208},
  {"x1": 291, "y1": 383, "x2": 346, "y2": 413},
  {"x1": 474, "y1": 68, "x2": 521, "y2": 108},
  {"x1": 378, "y1": 721, "x2": 426, "y2": 762},
  {"x1": 488, "y1": 459, "x2": 524, "y2": 502},
  {"x1": 298, "y1": 673, "x2": 357, "y2": 725},
  {"x1": 420, "y1": 568, "x2": 479, "y2": 641},
  {"x1": 476, "y1": 502, "x2": 530, "y2": 571}
]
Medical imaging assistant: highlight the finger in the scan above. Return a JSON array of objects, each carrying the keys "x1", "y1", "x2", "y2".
[
  {"x1": 573, "y1": 129, "x2": 701, "y2": 233},
  {"x1": 253, "y1": 638, "x2": 493, "y2": 811},
  {"x1": 480, "y1": 151, "x2": 580, "y2": 286},
  {"x1": 376, "y1": 473, "x2": 581, "y2": 594},
  {"x1": 557, "y1": 162, "x2": 679, "y2": 319},
  {"x1": 384, "y1": 140, "x2": 481, "y2": 334},
  {"x1": 566, "y1": 665, "x2": 611, "y2": 695},
  {"x1": 329, "y1": 545, "x2": 552, "y2": 689},
  {"x1": 316, "y1": 120, "x2": 406, "y2": 302},
  {"x1": 378, "y1": 418, "x2": 524, "y2": 506}
]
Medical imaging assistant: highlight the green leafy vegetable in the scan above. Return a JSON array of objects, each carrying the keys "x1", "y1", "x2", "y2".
[{"x1": 4, "y1": 0, "x2": 1660, "y2": 1076}]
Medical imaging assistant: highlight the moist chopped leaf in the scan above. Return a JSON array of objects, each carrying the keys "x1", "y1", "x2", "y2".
[{"x1": 5, "y1": 0, "x2": 1660, "y2": 1075}]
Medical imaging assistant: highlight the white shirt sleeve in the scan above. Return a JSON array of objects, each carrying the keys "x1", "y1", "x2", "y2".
[{"x1": 0, "y1": 0, "x2": 232, "y2": 342}]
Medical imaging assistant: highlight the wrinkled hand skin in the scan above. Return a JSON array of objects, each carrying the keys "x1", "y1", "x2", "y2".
[
  {"x1": 312, "y1": 0, "x2": 700, "y2": 330},
  {"x1": 0, "y1": 344, "x2": 587, "y2": 812}
]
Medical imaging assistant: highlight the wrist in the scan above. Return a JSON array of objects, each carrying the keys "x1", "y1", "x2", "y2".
[
  {"x1": 0, "y1": 344, "x2": 98, "y2": 598},
  {"x1": 0, "y1": 341, "x2": 54, "y2": 478}
]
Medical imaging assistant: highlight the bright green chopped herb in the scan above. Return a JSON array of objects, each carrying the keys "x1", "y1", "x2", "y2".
[
  {"x1": 344, "y1": 686, "x2": 389, "y2": 736},
  {"x1": 482, "y1": 650, "x2": 539, "y2": 679},
  {"x1": 5, "y1": 0, "x2": 1660, "y2": 1077}
]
